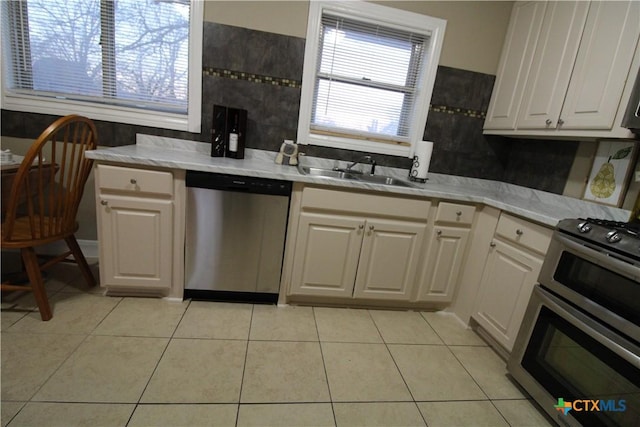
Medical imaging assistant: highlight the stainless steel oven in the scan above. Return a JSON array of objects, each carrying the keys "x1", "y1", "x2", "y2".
[{"x1": 508, "y1": 218, "x2": 640, "y2": 427}]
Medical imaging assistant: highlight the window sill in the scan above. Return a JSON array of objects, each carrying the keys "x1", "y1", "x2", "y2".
[
  {"x1": 1, "y1": 94, "x2": 200, "y2": 133},
  {"x1": 300, "y1": 133, "x2": 412, "y2": 157}
]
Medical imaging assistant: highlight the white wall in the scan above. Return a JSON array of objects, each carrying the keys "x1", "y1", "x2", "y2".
[{"x1": 204, "y1": 0, "x2": 514, "y2": 75}]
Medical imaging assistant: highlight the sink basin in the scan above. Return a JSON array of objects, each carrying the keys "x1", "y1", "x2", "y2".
[
  {"x1": 357, "y1": 174, "x2": 415, "y2": 188},
  {"x1": 297, "y1": 165, "x2": 415, "y2": 188},
  {"x1": 298, "y1": 166, "x2": 359, "y2": 180}
]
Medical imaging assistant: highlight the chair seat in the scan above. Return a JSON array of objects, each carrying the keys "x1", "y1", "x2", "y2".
[{"x1": 1, "y1": 217, "x2": 79, "y2": 248}]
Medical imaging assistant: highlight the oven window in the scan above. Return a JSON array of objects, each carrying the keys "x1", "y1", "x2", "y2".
[
  {"x1": 522, "y1": 306, "x2": 640, "y2": 427},
  {"x1": 555, "y1": 251, "x2": 640, "y2": 327}
]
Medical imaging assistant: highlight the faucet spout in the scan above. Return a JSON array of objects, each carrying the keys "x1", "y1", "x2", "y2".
[{"x1": 346, "y1": 155, "x2": 376, "y2": 175}]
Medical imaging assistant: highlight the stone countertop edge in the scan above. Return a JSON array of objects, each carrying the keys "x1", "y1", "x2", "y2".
[{"x1": 85, "y1": 134, "x2": 631, "y2": 227}]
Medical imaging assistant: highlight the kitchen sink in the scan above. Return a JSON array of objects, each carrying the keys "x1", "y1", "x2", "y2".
[
  {"x1": 297, "y1": 165, "x2": 415, "y2": 188},
  {"x1": 297, "y1": 166, "x2": 360, "y2": 180},
  {"x1": 357, "y1": 174, "x2": 414, "y2": 187}
]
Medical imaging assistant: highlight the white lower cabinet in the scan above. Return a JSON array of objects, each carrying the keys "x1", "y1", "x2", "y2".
[
  {"x1": 472, "y1": 213, "x2": 552, "y2": 352},
  {"x1": 473, "y1": 239, "x2": 543, "y2": 352},
  {"x1": 415, "y1": 226, "x2": 470, "y2": 302},
  {"x1": 287, "y1": 185, "x2": 429, "y2": 302},
  {"x1": 289, "y1": 212, "x2": 426, "y2": 301},
  {"x1": 353, "y1": 218, "x2": 426, "y2": 300},
  {"x1": 99, "y1": 196, "x2": 173, "y2": 289},
  {"x1": 415, "y1": 202, "x2": 476, "y2": 303},
  {"x1": 289, "y1": 213, "x2": 362, "y2": 298},
  {"x1": 95, "y1": 164, "x2": 185, "y2": 297}
]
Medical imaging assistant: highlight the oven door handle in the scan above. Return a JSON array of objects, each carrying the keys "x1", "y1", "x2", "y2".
[
  {"x1": 534, "y1": 286, "x2": 640, "y2": 368},
  {"x1": 554, "y1": 233, "x2": 640, "y2": 281}
]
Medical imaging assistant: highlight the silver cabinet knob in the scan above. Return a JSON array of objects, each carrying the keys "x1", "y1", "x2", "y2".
[
  {"x1": 436, "y1": 230, "x2": 442, "y2": 236},
  {"x1": 369, "y1": 225, "x2": 374, "y2": 231},
  {"x1": 456, "y1": 211, "x2": 462, "y2": 216},
  {"x1": 358, "y1": 224, "x2": 364, "y2": 230},
  {"x1": 100, "y1": 200, "x2": 108, "y2": 206},
  {"x1": 516, "y1": 229, "x2": 524, "y2": 236},
  {"x1": 545, "y1": 119, "x2": 553, "y2": 126},
  {"x1": 489, "y1": 241, "x2": 496, "y2": 247},
  {"x1": 130, "y1": 178, "x2": 137, "y2": 184},
  {"x1": 557, "y1": 118, "x2": 564, "y2": 126}
]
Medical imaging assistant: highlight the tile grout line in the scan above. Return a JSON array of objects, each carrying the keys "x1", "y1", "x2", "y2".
[
  {"x1": 235, "y1": 304, "x2": 255, "y2": 427},
  {"x1": 19, "y1": 283, "x2": 125, "y2": 406},
  {"x1": 312, "y1": 306, "x2": 338, "y2": 427},
  {"x1": 445, "y1": 342, "x2": 515, "y2": 426},
  {"x1": 366, "y1": 309, "x2": 429, "y2": 427},
  {"x1": 123, "y1": 298, "x2": 193, "y2": 427}
]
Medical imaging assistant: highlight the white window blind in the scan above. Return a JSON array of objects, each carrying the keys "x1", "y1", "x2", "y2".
[
  {"x1": 298, "y1": 1, "x2": 445, "y2": 157},
  {"x1": 2, "y1": 0, "x2": 198, "y2": 125},
  {"x1": 312, "y1": 14, "x2": 428, "y2": 146}
]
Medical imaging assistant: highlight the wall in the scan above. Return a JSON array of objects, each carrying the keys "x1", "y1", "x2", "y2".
[{"x1": 204, "y1": 1, "x2": 514, "y2": 75}]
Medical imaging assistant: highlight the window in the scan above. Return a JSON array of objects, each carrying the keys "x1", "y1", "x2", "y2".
[
  {"x1": 1, "y1": 0, "x2": 202, "y2": 132},
  {"x1": 298, "y1": 1, "x2": 445, "y2": 157}
]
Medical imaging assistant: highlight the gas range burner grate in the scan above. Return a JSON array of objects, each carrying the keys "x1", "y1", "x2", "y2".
[{"x1": 582, "y1": 218, "x2": 640, "y2": 235}]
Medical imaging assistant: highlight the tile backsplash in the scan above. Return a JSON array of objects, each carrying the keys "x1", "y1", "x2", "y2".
[{"x1": 1, "y1": 22, "x2": 578, "y2": 195}]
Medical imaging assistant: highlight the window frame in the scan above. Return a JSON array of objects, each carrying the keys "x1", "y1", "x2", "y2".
[
  {"x1": 297, "y1": 1, "x2": 446, "y2": 158},
  {"x1": 0, "y1": 0, "x2": 203, "y2": 133}
]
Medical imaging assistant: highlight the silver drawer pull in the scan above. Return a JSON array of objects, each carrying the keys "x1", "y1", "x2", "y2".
[
  {"x1": 100, "y1": 200, "x2": 108, "y2": 206},
  {"x1": 130, "y1": 178, "x2": 137, "y2": 184},
  {"x1": 516, "y1": 229, "x2": 524, "y2": 236}
]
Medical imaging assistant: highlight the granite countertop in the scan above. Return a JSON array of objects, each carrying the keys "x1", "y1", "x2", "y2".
[{"x1": 85, "y1": 135, "x2": 630, "y2": 227}]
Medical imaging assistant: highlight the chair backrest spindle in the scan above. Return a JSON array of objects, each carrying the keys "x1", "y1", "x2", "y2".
[{"x1": 2, "y1": 115, "x2": 98, "y2": 244}]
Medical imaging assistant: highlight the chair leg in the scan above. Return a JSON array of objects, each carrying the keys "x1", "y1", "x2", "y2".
[
  {"x1": 65, "y1": 235, "x2": 96, "y2": 288},
  {"x1": 21, "y1": 247, "x2": 53, "y2": 321}
]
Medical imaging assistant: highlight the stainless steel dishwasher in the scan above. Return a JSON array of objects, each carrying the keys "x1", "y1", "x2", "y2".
[{"x1": 184, "y1": 171, "x2": 291, "y2": 303}]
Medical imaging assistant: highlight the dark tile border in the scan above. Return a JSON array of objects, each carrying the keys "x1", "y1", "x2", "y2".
[
  {"x1": 203, "y1": 68, "x2": 488, "y2": 120},
  {"x1": 203, "y1": 67, "x2": 302, "y2": 89}
]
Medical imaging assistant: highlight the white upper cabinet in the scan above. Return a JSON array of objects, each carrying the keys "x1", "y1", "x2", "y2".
[
  {"x1": 484, "y1": 1, "x2": 547, "y2": 130},
  {"x1": 517, "y1": 1, "x2": 589, "y2": 129},
  {"x1": 561, "y1": 1, "x2": 640, "y2": 129},
  {"x1": 484, "y1": 1, "x2": 640, "y2": 139}
]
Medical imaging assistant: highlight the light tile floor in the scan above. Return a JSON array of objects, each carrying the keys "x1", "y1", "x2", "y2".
[{"x1": 1, "y1": 262, "x2": 554, "y2": 427}]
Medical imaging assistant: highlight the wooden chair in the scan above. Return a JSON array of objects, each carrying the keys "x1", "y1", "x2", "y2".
[{"x1": 1, "y1": 115, "x2": 98, "y2": 320}]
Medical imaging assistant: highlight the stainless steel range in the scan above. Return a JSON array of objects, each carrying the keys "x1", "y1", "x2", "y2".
[{"x1": 508, "y1": 218, "x2": 640, "y2": 427}]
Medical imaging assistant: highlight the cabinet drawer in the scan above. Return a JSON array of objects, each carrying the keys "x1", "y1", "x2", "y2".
[
  {"x1": 98, "y1": 164, "x2": 173, "y2": 196},
  {"x1": 434, "y1": 202, "x2": 476, "y2": 225},
  {"x1": 495, "y1": 213, "x2": 552, "y2": 254}
]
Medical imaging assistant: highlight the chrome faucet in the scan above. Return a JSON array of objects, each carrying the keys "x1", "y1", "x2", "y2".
[{"x1": 345, "y1": 155, "x2": 376, "y2": 175}]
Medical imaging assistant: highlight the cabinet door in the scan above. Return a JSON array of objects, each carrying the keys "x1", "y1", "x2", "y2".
[
  {"x1": 473, "y1": 239, "x2": 543, "y2": 352},
  {"x1": 517, "y1": 1, "x2": 590, "y2": 129},
  {"x1": 560, "y1": 1, "x2": 640, "y2": 129},
  {"x1": 99, "y1": 196, "x2": 173, "y2": 289},
  {"x1": 353, "y1": 219, "x2": 426, "y2": 301},
  {"x1": 289, "y1": 213, "x2": 363, "y2": 297},
  {"x1": 416, "y1": 226, "x2": 470, "y2": 303},
  {"x1": 484, "y1": 1, "x2": 547, "y2": 130}
]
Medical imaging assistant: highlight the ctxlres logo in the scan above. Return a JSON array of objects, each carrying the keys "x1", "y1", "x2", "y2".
[{"x1": 554, "y1": 398, "x2": 627, "y2": 416}]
